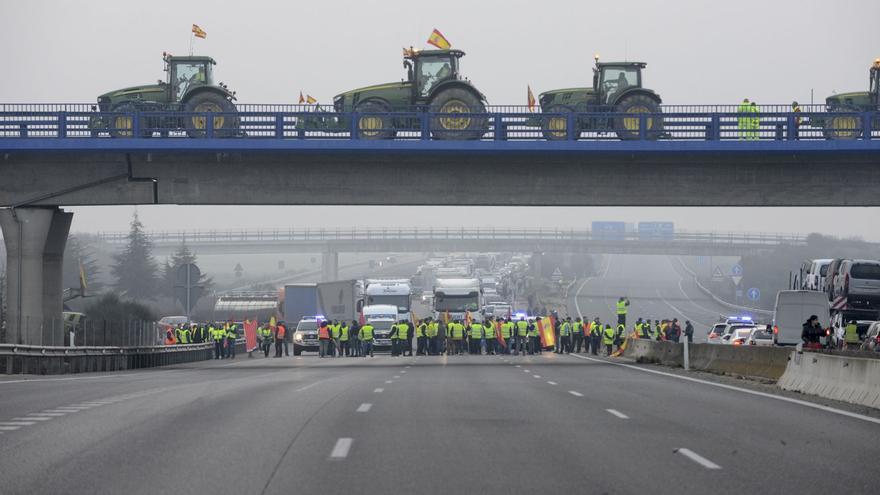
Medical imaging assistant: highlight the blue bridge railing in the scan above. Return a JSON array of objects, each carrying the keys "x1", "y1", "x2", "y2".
[{"x1": 0, "y1": 103, "x2": 877, "y2": 142}]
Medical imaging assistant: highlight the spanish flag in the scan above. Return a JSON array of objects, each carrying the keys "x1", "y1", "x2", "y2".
[
  {"x1": 537, "y1": 317, "x2": 556, "y2": 349},
  {"x1": 192, "y1": 24, "x2": 207, "y2": 39},
  {"x1": 495, "y1": 321, "x2": 506, "y2": 349},
  {"x1": 306, "y1": 94, "x2": 317, "y2": 104},
  {"x1": 78, "y1": 258, "x2": 88, "y2": 293},
  {"x1": 464, "y1": 311, "x2": 472, "y2": 327},
  {"x1": 427, "y1": 29, "x2": 451, "y2": 50},
  {"x1": 443, "y1": 311, "x2": 450, "y2": 324},
  {"x1": 527, "y1": 85, "x2": 536, "y2": 112},
  {"x1": 298, "y1": 91, "x2": 305, "y2": 104}
]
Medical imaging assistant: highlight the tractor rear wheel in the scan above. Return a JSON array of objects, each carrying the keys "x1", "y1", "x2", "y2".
[
  {"x1": 107, "y1": 103, "x2": 138, "y2": 138},
  {"x1": 355, "y1": 100, "x2": 395, "y2": 140},
  {"x1": 541, "y1": 104, "x2": 574, "y2": 140},
  {"x1": 823, "y1": 112, "x2": 862, "y2": 140},
  {"x1": 184, "y1": 92, "x2": 239, "y2": 138},
  {"x1": 613, "y1": 94, "x2": 663, "y2": 140},
  {"x1": 429, "y1": 88, "x2": 487, "y2": 140}
]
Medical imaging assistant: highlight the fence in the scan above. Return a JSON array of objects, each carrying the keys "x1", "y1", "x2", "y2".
[
  {"x1": 4, "y1": 316, "x2": 163, "y2": 348},
  {"x1": 1, "y1": 103, "x2": 877, "y2": 141}
]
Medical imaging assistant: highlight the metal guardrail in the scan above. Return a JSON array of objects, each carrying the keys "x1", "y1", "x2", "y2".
[
  {"x1": 0, "y1": 103, "x2": 876, "y2": 142},
  {"x1": 0, "y1": 340, "x2": 245, "y2": 375},
  {"x1": 89, "y1": 228, "x2": 813, "y2": 246}
]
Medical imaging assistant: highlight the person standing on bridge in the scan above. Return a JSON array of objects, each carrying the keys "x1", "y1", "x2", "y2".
[
  {"x1": 747, "y1": 101, "x2": 760, "y2": 140},
  {"x1": 616, "y1": 297, "x2": 630, "y2": 326},
  {"x1": 738, "y1": 98, "x2": 751, "y2": 140},
  {"x1": 603, "y1": 324, "x2": 616, "y2": 356}
]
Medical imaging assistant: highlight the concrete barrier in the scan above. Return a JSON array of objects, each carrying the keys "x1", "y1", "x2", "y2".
[
  {"x1": 623, "y1": 340, "x2": 791, "y2": 380},
  {"x1": 778, "y1": 352, "x2": 880, "y2": 409}
]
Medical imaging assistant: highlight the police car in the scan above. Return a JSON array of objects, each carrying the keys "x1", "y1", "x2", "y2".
[{"x1": 292, "y1": 316, "x2": 323, "y2": 355}]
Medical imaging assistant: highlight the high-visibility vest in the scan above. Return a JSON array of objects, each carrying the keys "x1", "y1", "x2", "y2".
[
  {"x1": 431, "y1": 322, "x2": 440, "y2": 337},
  {"x1": 397, "y1": 324, "x2": 409, "y2": 339},
  {"x1": 227, "y1": 326, "x2": 238, "y2": 339},
  {"x1": 616, "y1": 324, "x2": 625, "y2": 337},
  {"x1": 340, "y1": 325, "x2": 350, "y2": 341},
  {"x1": 616, "y1": 300, "x2": 628, "y2": 315},
  {"x1": 470, "y1": 324, "x2": 483, "y2": 339},
  {"x1": 528, "y1": 324, "x2": 539, "y2": 337},
  {"x1": 276, "y1": 325, "x2": 286, "y2": 339},
  {"x1": 179, "y1": 328, "x2": 190, "y2": 344},
  {"x1": 318, "y1": 325, "x2": 330, "y2": 339},
  {"x1": 844, "y1": 324, "x2": 859, "y2": 344},
  {"x1": 416, "y1": 323, "x2": 426, "y2": 338},
  {"x1": 451, "y1": 323, "x2": 464, "y2": 339},
  {"x1": 573, "y1": 322, "x2": 583, "y2": 335},
  {"x1": 484, "y1": 323, "x2": 495, "y2": 338},
  {"x1": 516, "y1": 320, "x2": 529, "y2": 336},
  {"x1": 635, "y1": 323, "x2": 644, "y2": 337},
  {"x1": 359, "y1": 325, "x2": 374, "y2": 340},
  {"x1": 560, "y1": 322, "x2": 571, "y2": 336},
  {"x1": 331, "y1": 324, "x2": 341, "y2": 339},
  {"x1": 501, "y1": 322, "x2": 513, "y2": 339},
  {"x1": 603, "y1": 326, "x2": 616, "y2": 345},
  {"x1": 426, "y1": 323, "x2": 436, "y2": 338}
]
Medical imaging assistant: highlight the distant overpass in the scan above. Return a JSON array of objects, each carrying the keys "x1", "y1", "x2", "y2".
[{"x1": 88, "y1": 228, "x2": 823, "y2": 257}]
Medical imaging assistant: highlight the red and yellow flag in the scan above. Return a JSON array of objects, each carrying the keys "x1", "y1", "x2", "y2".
[
  {"x1": 192, "y1": 24, "x2": 207, "y2": 39},
  {"x1": 443, "y1": 311, "x2": 450, "y2": 324},
  {"x1": 465, "y1": 311, "x2": 472, "y2": 327},
  {"x1": 78, "y1": 258, "x2": 88, "y2": 293},
  {"x1": 537, "y1": 317, "x2": 556, "y2": 349},
  {"x1": 527, "y1": 85, "x2": 536, "y2": 112},
  {"x1": 306, "y1": 94, "x2": 317, "y2": 104},
  {"x1": 298, "y1": 91, "x2": 305, "y2": 104},
  {"x1": 427, "y1": 28, "x2": 451, "y2": 50},
  {"x1": 495, "y1": 321, "x2": 506, "y2": 348}
]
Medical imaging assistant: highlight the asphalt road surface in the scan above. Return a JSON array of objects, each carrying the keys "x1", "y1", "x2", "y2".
[
  {"x1": 1, "y1": 349, "x2": 877, "y2": 495},
  {"x1": 571, "y1": 254, "x2": 751, "y2": 342}
]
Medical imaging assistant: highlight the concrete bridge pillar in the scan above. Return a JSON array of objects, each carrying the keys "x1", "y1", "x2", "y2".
[
  {"x1": 531, "y1": 252, "x2": 543, "y2": 277},
  {"x1": 322, "y1": 251, "x2": 339, "y2": 282},
  {"x1": 0, "y1": 207, "x2": 72, "y2": 345}
]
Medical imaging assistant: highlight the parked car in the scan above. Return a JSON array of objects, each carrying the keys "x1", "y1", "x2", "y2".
[
  {"x1": 723, "y1": 327, "x2": 757, "y2": 345},
  {"x1": 707, "y1": 323, "x2": 727, "y2": 343},
  {"x1": 772, "y1": 290, "x2": 831, "y2": 346},
  {"x1": 709, "y1": 320, "x2": 757, "y2": 344},
  {"x1": 859, "y1": 322, "x2": 880, "y2": 352},
  {"x1": 831, "y1": 259, "x2": 880, "y2": 307},
  {"x1": 747, "y1": 327, "x2": 774, "y2": 346},
  {"x1": 806, "y1": 258, "x2": 833, "y2": 291},
  {"x1": 829, "y1": 314, "x2": 875, "y2": 349},
  {"x1": 824, "y1": 258, "x2": 848, "y2": 301}
]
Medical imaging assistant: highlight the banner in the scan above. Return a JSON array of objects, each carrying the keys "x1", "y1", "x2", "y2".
[
  {"x1": 244, "y1": 319, "x2": 258, "y2": 352},
  {"x1": 537, "y1": 317, "x2": 556, "y2": 349},
  {"x1": 495, "y1": 321, "x2": 506, "y2": 348}
]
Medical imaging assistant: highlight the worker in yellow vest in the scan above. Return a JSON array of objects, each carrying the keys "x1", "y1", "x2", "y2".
[
  {"x1": 358, "y1": 322, "x2": 374, "y2": 357},
  {"x1": 416, "y1": 319, "x2": 428, "y2": 355},
  {"x1": 330, "y1": 321, "x2": 341, "y2": 357},
  {"x1": 514, "y1": 316, "x2": 529, "y2": 355},
  {"x1": 616, "y1": 297, "x2": 630, "y2": 326},
  {"x1": 448, "y1": 319, "x2": 464, "y2": 355},
  {"x1": 500, "y1": 318, "x2": 513, "y2": 354},
  {"x1": 483, "y1": 317, "x2": 497, "y2": 355},
  {"x1": 572, "y1": 317, "x2": 584, "y2": 353},
  {"x1": 603, "y1": 324, "x2": 616, "y2": 356},
  {"x1": 557, "y1": 317, "x2": 572, "y2": 354},
  {"x1": 469, "y1": 321, "x2": 484, "y2": 355},
  {"x1": 426, "y1": 317, "x2": 439, "y2": 355},
  {"x1": 339, "y1": 321, "x2": 351, "y2": 357}
]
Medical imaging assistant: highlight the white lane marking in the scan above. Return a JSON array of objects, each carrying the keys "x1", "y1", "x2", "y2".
[
  {"x1": 356, "y1": 403, "x2": 372, "y2": 413},
  {"x1": 294, "y1": 382, "x2": 322, "y2": 392},
  {"x1": 568, "y1": 391, "x2": 584, "y2": 397},
  {"x1": 406, "y1": 366, "x2": 411, "y2": 368},
  {"x1": 385, "y1": 380, "x2": 393, "y2": 384},
  {"x1": 0, "y1": 370, "x2": 175, "y2": 385},
  {"x1": 14, "y1": 416, "x2": 50, "y2": 421},
  {"x1": 43, "y1": 409, "x2": 77, "y2": 413},
  {"x1": 393, "y1": 375, "x2": 400, "y2": 379},
  {"x1": 373, "y1": 388, "x2": 384, "y2": 393},
  {"x1": 547, "y1": 381, "x2": 558, "y2": 386},
  {"x1": 524, "y1": 369, "x2": 531, "y2": 372},
  {"x1": 574, "y1": 255, "x2": 613, "y2": 319},
  {"x1": 400, "y1": 371, "x2": 407, "y2": 374},
  {"x1": 515, "y1": 365, "x2": 521, "y2": 368},
  {"x1": 606, "y1": 409, "x2": 630, "y2": 419},
  {"x1": 569, "y1": 353, "x2": 880, "y2": 426},
  {"x1": 533, "y1": 375, "x2": 542, "y2": 378},
  {"x1": 0, "y1": 421, "x2": 36, "y2": 426},
  {"x1": 58, "y1": 406, "x2": 93, "y2": 411},
  {"x1": 27, "y1": 412, "x2": 65, "y2": 417},
  {"x1": 0, "y1": 426, "x2": 21, "y2": 431},
  {"x1": 330, "y1": 438, "x2": 353, "y2": 459},
  {"x1": 676, "y1": 448, "x2": 722, "y2": 469}
]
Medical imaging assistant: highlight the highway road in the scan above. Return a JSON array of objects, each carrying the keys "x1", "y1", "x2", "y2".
[
  {"x1": 571, "y1": 254, "x2": 752, "y2": 342},
  {"x1": 1, "y1": 350, "x2": 877, "y2": 494}
]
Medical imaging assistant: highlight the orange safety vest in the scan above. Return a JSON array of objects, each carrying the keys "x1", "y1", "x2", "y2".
[
  {"x1": 165, "y1": 330, "x2": 177, "y2": 345},
  {"x1": 318, "y1": 325, "x2": 330, "y2": 339},
  {"x1": 276, "y1": 325, "x2": 286, "y2": 339}
]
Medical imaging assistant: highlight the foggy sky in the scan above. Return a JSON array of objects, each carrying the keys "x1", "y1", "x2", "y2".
[{"x1": 2, "y1": 1, "x2": 878, "y2": 239}]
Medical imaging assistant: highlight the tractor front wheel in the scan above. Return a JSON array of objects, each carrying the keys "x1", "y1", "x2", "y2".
[
  {"x1": 613, "y1": 94, "x2": 663, "y2": 140},
  {"x1": 107, "y1": 103, "x2": 138, "y2": 138},
  {"x1": 823, "y1": 113, "x2": 862, "y2": 140},
  {"x1": 541, "y1": 104, "x2": 574, "y2": 140},
  {"x1": 429, "y1": 88, "x2": 487, "y2": 140},
  {"x1": 354, "y1": 101, "x2": 395, "y2": 140},
  {"x1": 184, "y1": 92, "x2": 239, "y2": 138}
]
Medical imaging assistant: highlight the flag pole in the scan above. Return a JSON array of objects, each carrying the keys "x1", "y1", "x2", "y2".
[{"x1": 189, "y1": 31, "x2": 194, "y2": 56}]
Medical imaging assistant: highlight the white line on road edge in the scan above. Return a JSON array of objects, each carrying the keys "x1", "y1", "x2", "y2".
[
  {"x1": 606, "y1": 409, "x2": 630, "y2": 419},
  {"x1": 14, "y1": 417, "x2": 50, "y2": 421},
  {"x1": 0, "y1": 426, "x2": 21, "y2": 431},
  {"x1": 676, "y1": 448, "x2": 721, "y2": 469},
  {"x1": 515, "y1": 365, "x2": 521, "y2": 368},
  {"x1": 0, "y1": 421, "x2": 35, "y2": 426},
  {"x1": 569, "y1": 353, "x2": 880, "y2": 426},
  {"x1": 43, "y1": 409, "x2": 78, "y2": 413},
  {"x1": 547, "y1": 381, "x2": 558, "y2": 385},
  {"x1": 568, "y1": 391, "x2": 584, "y2": 397},
  {"x1": 356, "y1": 403, "x2": 372, "y2": 413},
  {"x1": 27, "y1": 412, "x2": 65, "y2": 417},
  {"x1": 330, "y1": 438, "x2": 353, "y2": 459},
  {"x1": 533, "y1": 375, "x2": 542, "y2": 378}
]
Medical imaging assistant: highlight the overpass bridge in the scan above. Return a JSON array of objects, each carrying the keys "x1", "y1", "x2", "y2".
[{"x1": 1, "y1": 103, "x2": 878, "y2": 347}]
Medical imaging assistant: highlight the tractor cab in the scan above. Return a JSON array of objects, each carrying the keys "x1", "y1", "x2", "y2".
[
  {"x1": 165, "y1": 54, "x2": 216, "y2": 102},
  {"x1": 594, "y1": 61, "x2": 646, "y2": 106},
  {"x1": 404, "y1": 49, "x2": 465, "y2": 100}
]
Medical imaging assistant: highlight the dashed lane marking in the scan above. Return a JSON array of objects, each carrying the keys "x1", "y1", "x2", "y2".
[
  {"x1": 568, "y1": 391, "x2": 584, "y2": 397},
  {"x1": 14, "y1": 416, "x2": 50, "y2": 421},
  {"x1": 547, "y1": 381, "x2": 558, "y2": 386},
  {"x1": 356, "y1": 403, "x2": 372, "y2": 413},
  {"x1": 0, "y1": 421, "x2": 36, "y2": 426},
  {"x1": 27, "y1": 412, "x2": 65, "y2": 417},
  {"x1": 676, "y1": 448, "x2": 722, "y2": 469},
  {"x1": 373, "y1": 388, "x2": 384, "y2": 393},
  {"x1": 393, "y1": 375, "x2": 400, "y2": 379},
  {"x1": 606, "y1": 409, "x2": 630, "y2": 419},
  {"x1": 533, "y1": 375, "x2": 542, "y2": 378},
  {"x1": 0, "y1": 426, "x2": 21, "y2": 431},
  {"x1": 385, "y1": 380, "x2": 393, "y2": 384},
  {"x1": 330, "y1": 438, "x2": 353, "y2": 459}
]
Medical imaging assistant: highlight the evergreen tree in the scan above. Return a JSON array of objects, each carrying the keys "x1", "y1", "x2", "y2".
[
  {"x1": 111, "y1": 212, "x2": 158, "y2": 300},
  {"x1": 160, "y1": 240, "x2": 213, "y2": 299}
]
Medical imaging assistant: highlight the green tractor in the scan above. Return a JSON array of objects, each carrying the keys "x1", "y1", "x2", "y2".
[
  {"x1": 537, "y1": 56, "x2": 663, "y2": 140},
  {"x1": 308, "y1": 48, "x2": 488, "y2": 140},
  {"x1": 91, "y1": 53, "x2": 239, "y2": 137},
  {"x1": 819, "y1": 59, "x2": 880, "y2": 140}
]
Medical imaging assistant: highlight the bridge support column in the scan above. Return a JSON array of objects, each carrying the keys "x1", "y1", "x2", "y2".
[
  {"x1": 322, "y1": 251, "x2": 339, "y2": 282},
  {"x1": 0, "y1": 207, "x2": 73, "y2": 345},
  {"x1": 531, "y1": 252, "x2": 543, "y2": 277}
]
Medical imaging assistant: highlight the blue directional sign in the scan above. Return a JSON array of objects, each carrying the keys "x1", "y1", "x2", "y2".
[
  {"x1": 731, "y1": 264, "x2": 743, "y2": 276},
  {"x1": 747, "y1": 288, "x2": 760, "y2": 301},
  {"x1": 696, "y1": 256, "x2": 707, "y2": 265}
]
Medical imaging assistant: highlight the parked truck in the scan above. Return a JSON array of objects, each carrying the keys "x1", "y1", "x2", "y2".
[
  {"x1": 316, "y1": 279, "x2": 364, "y2": 323},
  {"x1": 433, "y1": 278, "x2": 482, "y2": 324},
  {"x1": 283, "y1": 283, "x2": 318, "y2": 325},
  {"x1": 364, "y1": 279, "x2": 412, "y2": 321}
]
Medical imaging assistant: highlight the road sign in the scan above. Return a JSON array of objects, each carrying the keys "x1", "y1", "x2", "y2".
[
  {"x1": 747, "y1": 288, "x2": 761, "y2": 301},
  {"x1": 696, "y1": 256, "x2": 707, "y2": 265},
  {"x1": 174, "y1": 263, "x2": 203, "y2": 318},
  {"x1": 711, "y1": 266, "x2": 724, "y2": 281},
  {"x1": 731, "y1": 264, "x2": 743, "y2": 276},
  {"x1": 732, "y1": 275, "x2": 742, "y2": 286},
  {"x1": 551, "y1": 267, "x2": 563, "y2": 282}
]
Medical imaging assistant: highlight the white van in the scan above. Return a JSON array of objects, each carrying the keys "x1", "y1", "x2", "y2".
[
  {"x1": 806, "y1": 259, "x2": 833, "y2": 291},
  {"x1": 772, "y1": 291, "x2": 831, "y2": 346}
]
